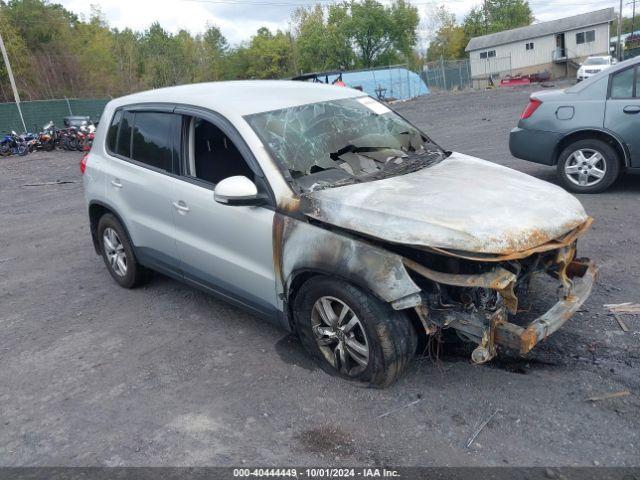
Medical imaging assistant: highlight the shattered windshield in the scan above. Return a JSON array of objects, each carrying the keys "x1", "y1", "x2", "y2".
[{"x1": 245, "y1": 96, "x2": 445, "y2": 191}]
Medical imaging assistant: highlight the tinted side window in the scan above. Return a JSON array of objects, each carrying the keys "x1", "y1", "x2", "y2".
[
  {"x1": 116, "y1": 111, "x2": 133, "y2": 157},
  {"x1": 106, "y1": 110, "x2": 122, "y2": 152},
  {"x1": 611, "y1": 67, "x2": 635, "y2": 99},
  {"x1": 131, "y1": 112, "x2": 173, "y2": 171}
]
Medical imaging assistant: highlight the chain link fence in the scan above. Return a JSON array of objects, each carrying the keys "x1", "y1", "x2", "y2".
[
  {"x1": 0, "y1": 98, "x2": 109, "y2": 133},
  {"x1": 421, "y1": 59, "x2": 472, "y2": 91},
  {"x1": 421, "y1": 56, "x2": 514, "y2": 91}
]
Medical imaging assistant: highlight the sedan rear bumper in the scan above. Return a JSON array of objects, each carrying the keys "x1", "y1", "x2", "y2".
[{"x1": 509, "y1": 127, "x2": 561, "y2": 166}]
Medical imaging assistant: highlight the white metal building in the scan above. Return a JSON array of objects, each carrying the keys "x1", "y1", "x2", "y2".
[{"x1": 465, "y1": 8, "x2": 615, "y2": 79}]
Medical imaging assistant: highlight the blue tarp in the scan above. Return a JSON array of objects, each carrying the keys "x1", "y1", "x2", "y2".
[{"x1": 322, "y1": 67, "x2": 429, "y2": 101}]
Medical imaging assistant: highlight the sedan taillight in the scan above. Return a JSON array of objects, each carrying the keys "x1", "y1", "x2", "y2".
[{"x1": 520, "y1": 98, "x2": 542, "y2": 119}]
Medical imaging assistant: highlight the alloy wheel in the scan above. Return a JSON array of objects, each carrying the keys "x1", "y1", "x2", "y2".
[
  {"x1": 311, "y1": 296, "x2": 369, "y2": 376},
  {"x1": 102, "y1": 227, "x2": 127, "y2": 277},
  {"x1": 564, "y1": 148, "x2": 606, "y2": 187}
]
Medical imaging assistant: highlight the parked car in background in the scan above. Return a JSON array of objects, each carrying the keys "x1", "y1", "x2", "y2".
[
  {"x1": 510, "y1": 56, "x2": 640, "y2": 193},
  {"x1": 63, "y1": 115, "x2": 92, "y2": 128},
  {"x1": 576, "y1": 55, "x2": 616, "y2": 82},
  {"x1": 83, "y1": 81, "x2": 596, "y2": 386}
]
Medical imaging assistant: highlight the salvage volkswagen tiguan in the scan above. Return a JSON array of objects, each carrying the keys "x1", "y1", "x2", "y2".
[{"x1": 82, "y1": 81, "x2": 597, "y2": 387}]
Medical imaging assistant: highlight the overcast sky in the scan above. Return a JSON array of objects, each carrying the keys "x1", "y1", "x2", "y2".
[{"x1": 57, "y1": 0, "x2": 632, "y2": 46}]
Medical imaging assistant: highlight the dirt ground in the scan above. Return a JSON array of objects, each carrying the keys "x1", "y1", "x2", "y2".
[{"x1": 1, "y1": 86, "x2": 639, "y2": 467}]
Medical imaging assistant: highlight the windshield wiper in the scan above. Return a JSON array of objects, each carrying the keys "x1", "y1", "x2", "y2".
[
  {"x1": 329, "y1": 144, "x2": 398, "y2": 161},
  {"x1": 322, "y1": 153, "x2": 444, "y2": 190}
]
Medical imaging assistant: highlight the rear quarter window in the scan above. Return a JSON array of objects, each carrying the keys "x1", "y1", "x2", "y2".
[
  {"x1": 611, "y1": 67, "x2": 635, "y2": 99},
  {"x1": 106, "y1": 110, "x2": 122, "y2": 152},
  {"x1": 116, "y1": 111, "x2": 133, "y2": 157}
]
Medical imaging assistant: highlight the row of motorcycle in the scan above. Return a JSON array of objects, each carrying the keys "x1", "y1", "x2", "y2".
[{"x1": 0, "y1": 120, "x2": 96, "y2": 157}]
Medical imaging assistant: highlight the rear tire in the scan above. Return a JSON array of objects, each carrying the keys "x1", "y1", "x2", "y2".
[
  {"x1": 293, "y1": 276, "x2": 417, "y2": 387},
  {"x1": 97, "y1": 214, "x2": 148, "y2": 288},
  {"x1": 557, "y1": 139, "x2": 620, "y2": 193}
]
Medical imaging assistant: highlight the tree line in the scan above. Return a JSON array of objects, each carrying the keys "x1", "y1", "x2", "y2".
[{"x1": 0, "y1": 0, "x2": 419, "y2": 102}]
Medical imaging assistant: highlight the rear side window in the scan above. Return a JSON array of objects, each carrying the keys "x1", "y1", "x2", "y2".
[
  {"x1": 106, "y1": 110, "x2": 122, "y2": 152},
  {"x1": 116, "y1": 111, "x2": 133, "y2": 157},
  {"x1": 610, "y1": 67, "x2": 636, "y2": 99},
  {"x1": 131, "y1": 112, "x2": 173, "y2": 171}
]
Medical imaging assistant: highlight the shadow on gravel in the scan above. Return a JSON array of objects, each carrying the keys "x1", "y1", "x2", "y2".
[
  {"x1": 274, "y1": 334, "x2": 317, "y2": 372},
  {"x1": 607, "y1": 175, "x2": 640, "y2": 194}
]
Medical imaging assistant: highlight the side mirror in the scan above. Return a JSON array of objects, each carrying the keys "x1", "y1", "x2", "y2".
[{"x1": 214, "y1": 176, "x2": 265, "y2": 206}]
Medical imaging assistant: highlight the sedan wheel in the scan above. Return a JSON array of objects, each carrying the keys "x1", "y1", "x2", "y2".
[
  {"x1": 311, "y1": 296, "x2": 369, "y2": 376},
  {"x1": 557, "y1": 139, "x2": 620, "y2": 194},
  {"x1": 564, "y1": 148, "x2": 606, "y2": 187}
]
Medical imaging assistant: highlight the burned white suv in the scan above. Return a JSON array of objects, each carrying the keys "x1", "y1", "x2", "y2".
[{"x1": 83, "y1": 81, "x2": 596, "y2": 387}]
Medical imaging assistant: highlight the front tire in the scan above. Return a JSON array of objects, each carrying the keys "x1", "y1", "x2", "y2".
[
  {"x1": 97, "y1": 214, "x2": 148, "y2": 288},
  {"x1": 293, "y1": 277, "x2": 417, "y2": 387},
  {"x1": 557, "y1": 139, "x2": 620, "y2": 193}
]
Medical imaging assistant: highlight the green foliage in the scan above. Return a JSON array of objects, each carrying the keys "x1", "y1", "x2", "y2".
[
  {"x1": 426, "y1": 6, "x2": 467, "y2": 61},
  {"x1": 292, "y1": 0, "x2": 418, "y2": 70},
  {"x1": 0, "y1": 0, "x2": 420, "y2": 101},
  {"x1": 463, "y1": 0, "x2": 533, "y2": 38},
  {"x1": 612, "y1": 15, "x2": 639, "y2": 37},
  {"x1": 294, "y1": 6, "x2": 338, "y2": 73},
  {"x1": 424, "y1": 0, "x2": 533, "y2": 63},
  {"x1": 0, "y1": 7, "x2": 33, "y2": 98},
  {"x1": 243, "y1": 28, "x2": 295, "y2": 79},
  {"x1": 348, "y1": 0, "x2": 418, "y2": 67}
]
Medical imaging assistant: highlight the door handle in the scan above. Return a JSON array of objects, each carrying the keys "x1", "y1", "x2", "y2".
[
  {"x1": 111, "y1": 179, "x2": 123, "y2": 188},
  {"x1": 623, "y1": 105, "x2": 640, "y2": 114},
  {"x1": 172, "y1": 201, "x2": 190, "y2": 214}
]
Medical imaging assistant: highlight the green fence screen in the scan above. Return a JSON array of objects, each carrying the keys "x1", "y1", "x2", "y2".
[{"x1": 0, "y1": 98, "x2": 109, "y2": 133}]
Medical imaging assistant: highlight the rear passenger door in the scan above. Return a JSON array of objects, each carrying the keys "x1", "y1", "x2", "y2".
[
  {"x1": 170, "y1": 110, "x2": 279, "y2": 318},
  {"x1": 605, "y1": 65, "x2": 640, "y2": 166},
  {"x1": 105, "y1": 108, "x2": 182, "y2": 273}
]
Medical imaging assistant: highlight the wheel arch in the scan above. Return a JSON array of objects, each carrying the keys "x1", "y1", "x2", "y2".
[
  {"x1": 555, "y1": 128, "x2": 629, "y2": 167},
  {"x1": 284, "y1": 268, "x2": 423, "y2": 344},
  {"x1": 88, "y1": 201, "x2": 132, "y2": 255},
  {"x1": 285, "y1": 268, "x2": 383, "y2": 331}
]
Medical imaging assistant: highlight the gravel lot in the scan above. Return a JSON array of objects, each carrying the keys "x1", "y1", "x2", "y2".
[{"x1": 1, "y1": 86, "x2": 639, "y2": 467}]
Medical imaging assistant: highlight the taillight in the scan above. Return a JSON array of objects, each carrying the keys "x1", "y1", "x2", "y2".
[
  {"x1": 80, "y1": 153, "x2": 88, "y2": 174},
  {"x1": 520, "y1": 98, "x2": 542, "y2": 119}
]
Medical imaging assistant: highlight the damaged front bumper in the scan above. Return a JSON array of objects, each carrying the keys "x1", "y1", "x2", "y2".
[
  {"x1": 494, "y1": 259, "x2": 596, "y2": 355},
  {"x1": 402, "y1": 253, "x2": 597, "y2": 364}
]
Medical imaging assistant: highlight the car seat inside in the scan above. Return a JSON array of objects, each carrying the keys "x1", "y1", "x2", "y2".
[{"x1": 189, "y1": 117, "x2": 254, "y2": 184}]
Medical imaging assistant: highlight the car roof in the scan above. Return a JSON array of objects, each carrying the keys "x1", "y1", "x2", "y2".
[{"x1": 107, "y1": 80, "x2": 366, "y2": 117}]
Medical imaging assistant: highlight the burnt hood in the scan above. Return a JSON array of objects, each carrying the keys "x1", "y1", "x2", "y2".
[{"x1": 300, "y1": 153, "x2": 589, "y2": 254}]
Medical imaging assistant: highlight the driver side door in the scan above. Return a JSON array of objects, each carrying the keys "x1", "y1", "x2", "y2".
[
  {"x1": 170, "y1": 109, "x2": 279, "y2": 319},
  {"x1": 605, "y1": 65, "x2": 640, "y2": 166}
]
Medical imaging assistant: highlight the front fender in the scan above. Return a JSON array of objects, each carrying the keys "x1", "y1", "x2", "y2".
[{"x1": 274, "y1": 213, "x2": 421, "y2": 305}]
